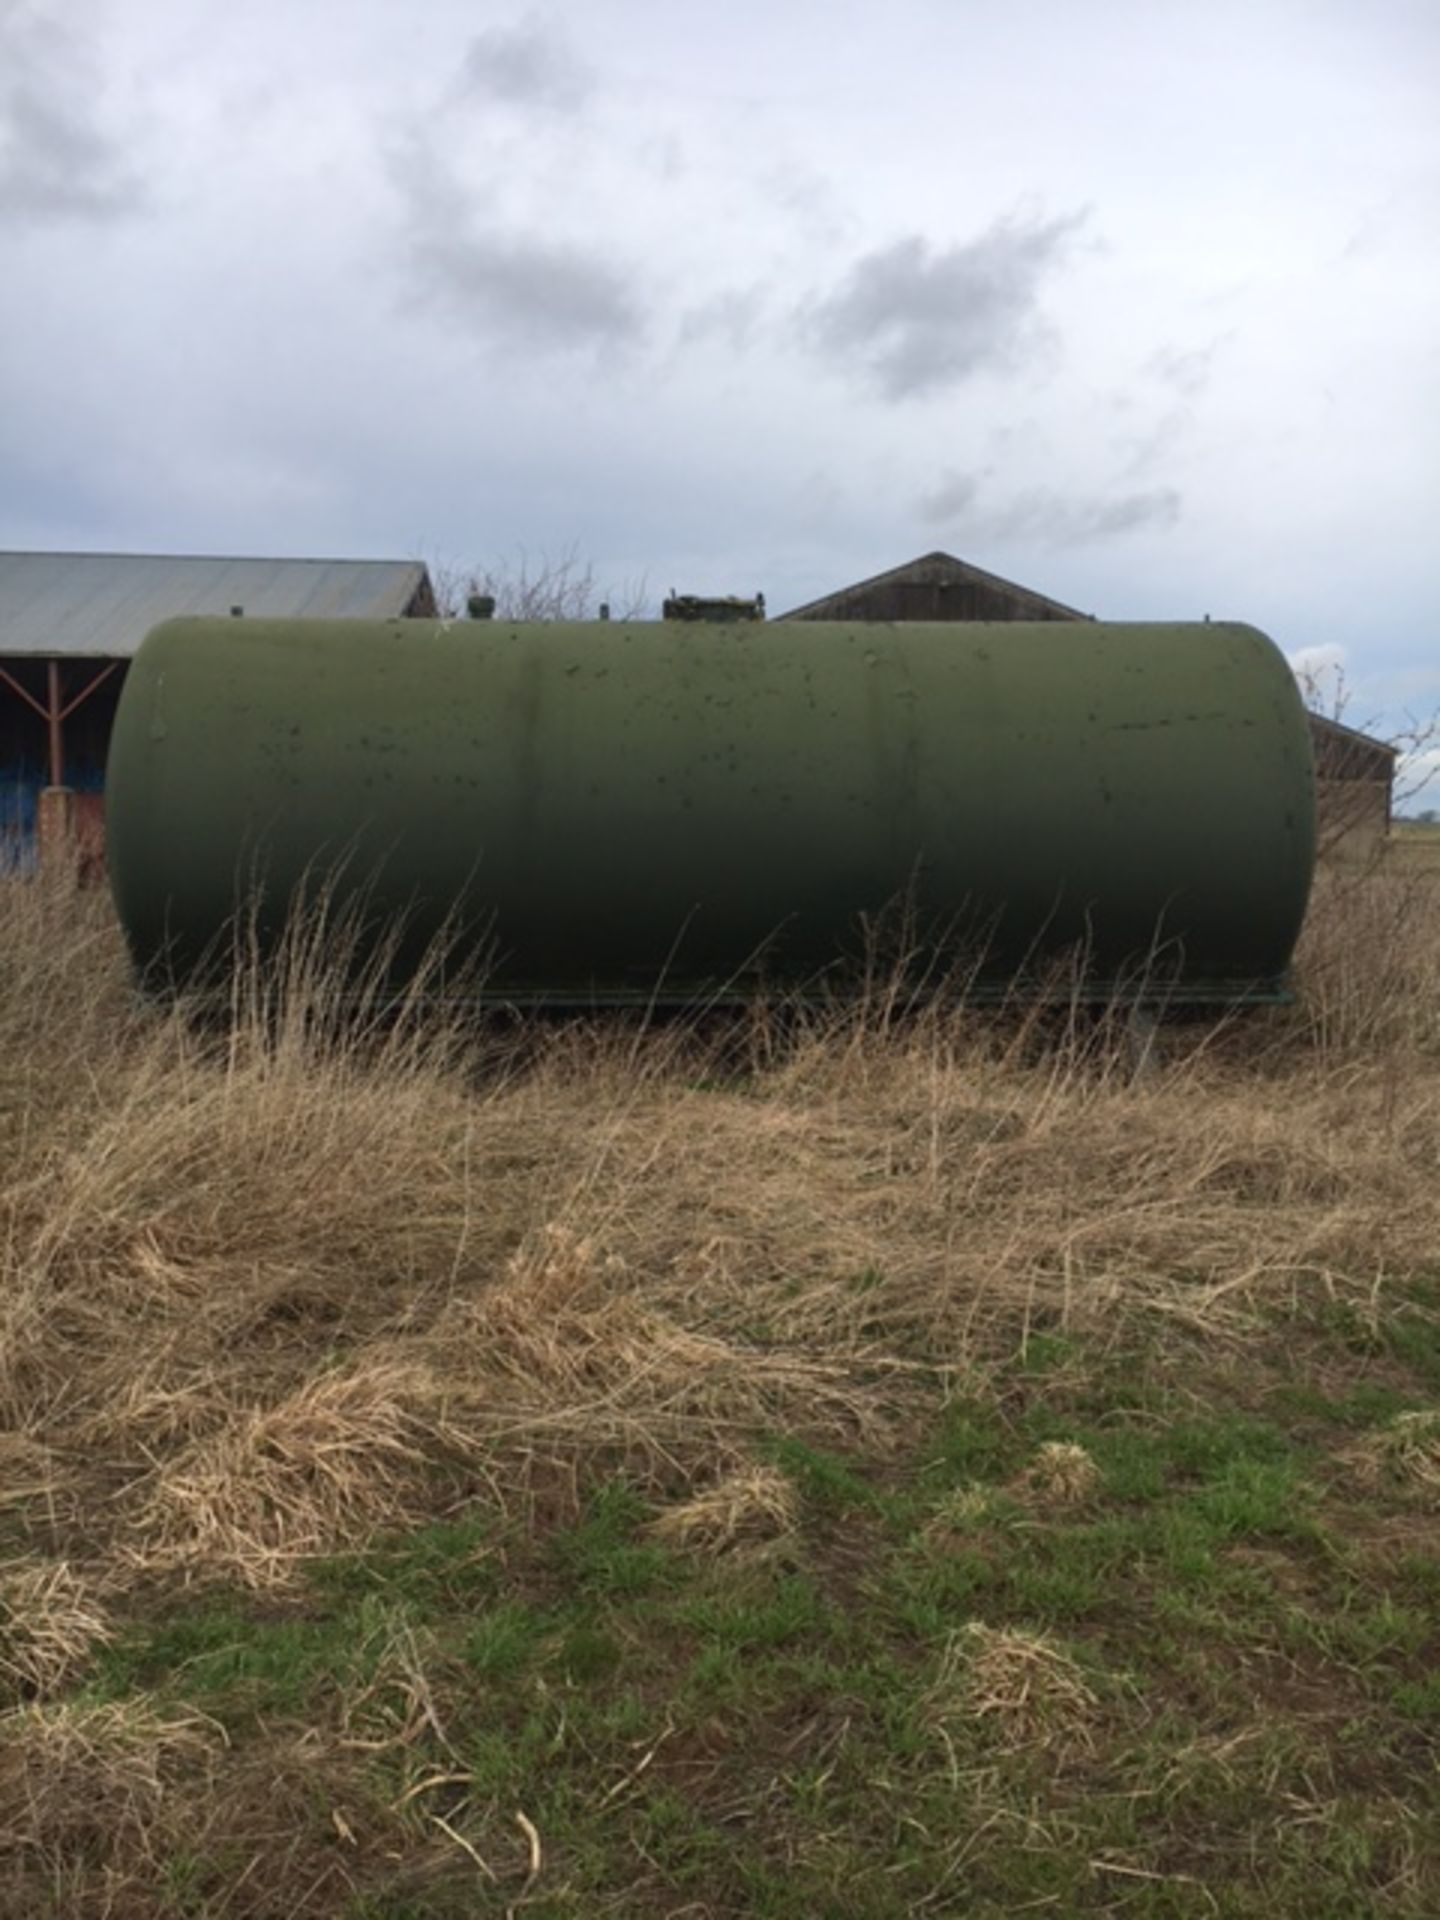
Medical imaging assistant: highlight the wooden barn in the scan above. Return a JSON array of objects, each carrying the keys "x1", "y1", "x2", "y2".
[
  {"x1": 782, "y1": 551, "x2": 1395, "y2": 859},
  {"x1": 0, "y1": 552, "x2": 435, "y2": 870},
  {"x1": 780, "y1": 549, "x2": 1092, "y2": 624},
  {"x1": 1308, "y1": 714, "x2": 1397, "y2": 861}
]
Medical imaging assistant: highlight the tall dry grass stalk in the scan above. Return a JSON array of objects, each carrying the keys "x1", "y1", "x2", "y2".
[
  {"x1": 0, "y1": 858, "x2": 1437, "y2": 1613},
  {"x1": 1288, "y1": 862, "x2": 1440, "y2": 1057}
]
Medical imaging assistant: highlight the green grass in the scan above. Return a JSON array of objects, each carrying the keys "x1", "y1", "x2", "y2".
[{"x1": 60, "y1": 1317, "x2": 1439, "y2": 1917}]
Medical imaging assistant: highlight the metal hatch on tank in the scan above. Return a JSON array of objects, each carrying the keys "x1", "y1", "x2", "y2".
[{"x1": 104, "y1": 616, "x2": 1316, "y2": 1007}]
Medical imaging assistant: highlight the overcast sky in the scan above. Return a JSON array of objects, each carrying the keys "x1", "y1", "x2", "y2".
[{"x1": 3, "y1": 0, "x2": 1437, "y2": 797}]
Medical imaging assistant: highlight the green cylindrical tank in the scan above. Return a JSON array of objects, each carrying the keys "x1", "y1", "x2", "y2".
[{"x1": 105, "y1": 617, "x2": 1315, "y2": 1004}]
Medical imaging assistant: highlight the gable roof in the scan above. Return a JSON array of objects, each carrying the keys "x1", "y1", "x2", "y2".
[
  {"x1": 1307, "y1": 712, "x2": 1399, "y2": 759},
  {"x1": 1308, "y1": 710, "x2": 1398, "y2": 786},
  {"x1": 778, "y1": 550, "x2": 1091, "y2": 621},
  {"x1": 0, "y1": 551, "x2": 435, "y2": 658}
]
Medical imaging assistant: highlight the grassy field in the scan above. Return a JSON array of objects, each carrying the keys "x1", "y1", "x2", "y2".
[
  {"x1": 1, "y1": 858, "x2": 1438, "y2": 1916},
  {"x1": 1389, "y1": 822, "x2": 1440, "y2": 875}
]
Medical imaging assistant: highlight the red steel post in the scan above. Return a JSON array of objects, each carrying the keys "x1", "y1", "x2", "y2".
[{"x1": 47, "y1": 658, "x2": 64, "y2": 788}]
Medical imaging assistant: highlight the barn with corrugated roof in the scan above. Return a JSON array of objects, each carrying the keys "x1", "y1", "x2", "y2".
[{"x1": 0, "y1": 552, "x2": 435, "y2": 868}]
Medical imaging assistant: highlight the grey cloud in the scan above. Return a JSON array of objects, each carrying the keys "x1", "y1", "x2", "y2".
[
  {"x1": 410, "y1": 225, "x2": 641, "y2": 352},
  {"x1": 387, "y1": 131, "x2": 642, "y2": 355},
  {"x1": 1113, "y1": 406, "x2": 1190, "y2": 480},
  {"x1": 759, "y1": 161, "x2": 852, "y2": 247},
  {"x1": 678, "y1": 287, "x2": 766, "y2": 352},
  {"x1": 459, "y1": 17, "x2": 593, "y2": 112},
  {"x1": 639, "y1": 132, "x2": 686, "y2": 183},
  {"x1": 1148, "y1": 339, "x2": 1226, "y2": 399},
  {"x1": 0, "y1": 9, "x2": 139, "y2": 224},
  {"x1": 916, "y1": 468, "x2": 982, "y2": 524},
  {"x1": 804, "y1": 213, "x2": 1083, "y2": 401},
  {"x1": 984, "y1": 485, "x2": 1182, "y2": 547},
  {"x1": 915, "y1": 469, "x2": 1178, "y2": 544}
]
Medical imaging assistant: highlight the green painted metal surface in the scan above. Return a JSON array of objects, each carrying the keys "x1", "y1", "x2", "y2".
[{"x1": 106, "y1": 617, "x2": 1316, "y2": 1005}]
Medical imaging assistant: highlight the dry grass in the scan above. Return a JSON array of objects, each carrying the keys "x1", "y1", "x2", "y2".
[
  {"x1": 1290, "y1": 859, "x2": 1440, "y2": 1055},
  {"x1": 925, "y1": 1621, "x2": 1101, "y2": 1756},
  {"x1": 0, "y1": 862, "x2": 1436, "y2": 1602},
  {"x1": 651, "y1": 1461, "x2": 800, "y2": 1555},
  {"x1": 1, "y1": 858, "x2": 1439, "y2": 1907},
  {"x1": 0, "y1": 1560, "x2": 112, "y2": 1700},
  {"x1": 0, "y1": 1697, "x2": 220, "y2": 1857},
  {"x1": 128, "y1": 1360, "x2": 447, "y2": 1589},
  {"x1": 922, "y1": 1483, "x2": 997, "y2": 1544},
  {"x1": 1016, "y1": 1440, "x2": 1101, "y2": 1506},
  {"x1": 1357, "y1": 1411, "x2": 1440, "y2": 1505}
]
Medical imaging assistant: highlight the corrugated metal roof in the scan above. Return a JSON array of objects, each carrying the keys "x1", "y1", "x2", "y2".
[{"x1": 0, "y1": 551, "x2": 434, "y2": 657}]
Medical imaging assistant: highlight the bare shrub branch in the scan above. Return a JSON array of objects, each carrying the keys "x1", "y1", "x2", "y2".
[{"x1": 428, "y1": 545, "x2": 651, "y2": 621}]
